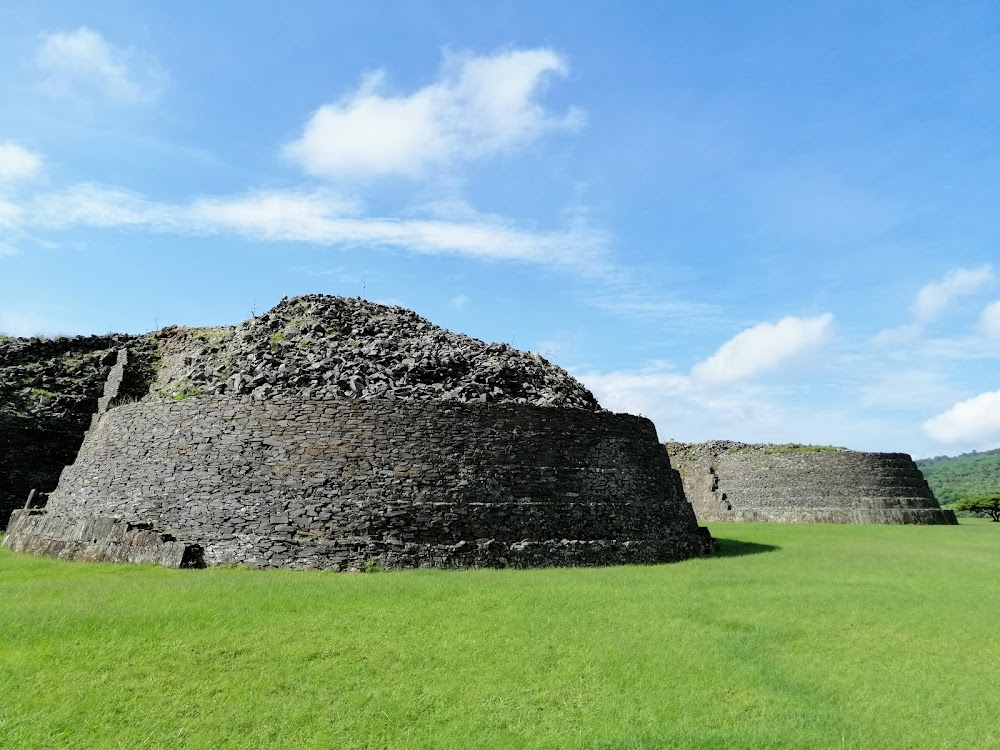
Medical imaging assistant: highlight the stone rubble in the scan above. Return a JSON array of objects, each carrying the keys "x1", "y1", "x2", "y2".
[
  {"x1": 0, "y1": 335, "x2": 133, "y2": 429},
  {"x1": 162, "y1": 295, "x2": 601, "y2": 410}
]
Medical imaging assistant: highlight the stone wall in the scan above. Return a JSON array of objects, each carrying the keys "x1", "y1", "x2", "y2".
[
  {"x1": 5, "y1": 396, "x2": 712, "y2": 570},
  {"x1": 4, "y1": 509, "x2": 199, "y2": 567},
  {"x1": 667, "y1": 442, "x2": 957, "y2": 524},
  {"x1": 0, "y1": 416, "x2": 84, "y2": 527},
  {"x1": 0, "y1": 335, "x2": 151, "y2": 527}
]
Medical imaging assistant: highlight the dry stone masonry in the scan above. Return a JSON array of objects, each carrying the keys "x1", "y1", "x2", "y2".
[
  {"x1": 0, "y1": 333, "x2": 153, "y2": 527},
  {"x1": 667, "y1": 441, "x2": 957, "y2": 524},
  {"x1": 4, "y1": 295, "x2": 713, "y2": 570}
]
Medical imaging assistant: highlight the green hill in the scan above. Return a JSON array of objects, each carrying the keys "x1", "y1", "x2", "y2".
[{"x1": 916, "y1": 447, "x2": 1000, "y2": 506}]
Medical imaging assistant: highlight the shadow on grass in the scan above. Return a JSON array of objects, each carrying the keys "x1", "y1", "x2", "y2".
[{"x1": 712, "y1": 538, "x2": 781, "y2": 558}]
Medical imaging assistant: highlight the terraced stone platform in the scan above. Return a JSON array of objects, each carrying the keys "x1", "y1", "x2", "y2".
[{"x1": 667, "y1": 441, "x2": 957, "y2": 525}]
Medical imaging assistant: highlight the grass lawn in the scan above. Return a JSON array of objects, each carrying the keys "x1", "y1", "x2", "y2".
[{"x1": 1, "y1": 520, "x2": 998, "y2": 749}]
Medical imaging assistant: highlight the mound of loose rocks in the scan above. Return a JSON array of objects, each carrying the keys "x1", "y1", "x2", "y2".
[
  {"x1": 0, "y1": 335, "x2": 133, "y2": 429},
  {"x1": 162, "y1": 295, "x2": 600, "y2": 409}
]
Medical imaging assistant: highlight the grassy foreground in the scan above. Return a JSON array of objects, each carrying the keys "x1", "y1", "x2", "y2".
[{"x1": 1, "y1": 522, "x2": 998, "y2": 750}]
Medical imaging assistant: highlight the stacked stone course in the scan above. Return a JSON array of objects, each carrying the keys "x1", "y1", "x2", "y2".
[
  {"x1": 8, "y1": 396, "x2": 712, "y2": 570},
  {"x1": 667, "y1": 441, "x2": 956, "y2": 524},
  {"x1": 5, "y1": 511, "x2": 196, "y2": 567}
]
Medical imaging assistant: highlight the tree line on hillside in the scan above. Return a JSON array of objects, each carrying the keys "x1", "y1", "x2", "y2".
[{"x1": 916, "y1": 447, "x2": 1000, "y2": 508}]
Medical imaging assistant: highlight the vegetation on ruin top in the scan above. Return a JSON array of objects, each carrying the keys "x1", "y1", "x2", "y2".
[
  {"x1": 1, "y1": 521, "x2": 997, "y2": 749},
  {"x1": 753, "y1": 443, "x2": 842, "y2": 454},
  {"x1": 666, "y1": 440, "x2": 845, "y2": 458}
]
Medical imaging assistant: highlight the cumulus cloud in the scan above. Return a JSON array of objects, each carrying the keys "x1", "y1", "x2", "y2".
[
  {"x1": 0, "y1": 142, "x2": 43, "y2": 182},
  {"x1": 981, "y1": 300, "x2": 1000, "y2": 339},
  {"x1": 691, "y1": 313, "x2": 834, "y2": 385},
  {"x1": 577, "y1": 363, "x2": 802, "y2": 444},
  {"x1": 576, "y1": 315, "x2": 842, "y2": 445},
  {"x1": 283, "y1": 48, "x2": 583, "y2": 179},
  {"x1": 913, "y1": 265, "x2": 993, "y2": 323},
  {"x1": 23, "y1": 183, "x2": 608, "y2": 272},
  {"x1": 580, "y1": 367, "x2": 695, "y2": 418},
  {"x1": 923, "y1": 389, "x2": 1000, "y2": 447},
  {"x1": 872, "y1": 265, "x2": 995, "y2": 347},
  {"x1": 35, "y1": 26, "x2": 162, "y2": 102}
]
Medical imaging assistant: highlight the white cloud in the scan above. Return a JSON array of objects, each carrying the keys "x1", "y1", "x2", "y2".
[
  {"x1": 578, "y1": 361, "x2": 927, "y2": 452},
  {"x1": 30, "y1": 183, "x2": 179, "y2": 229},
  {"x1": 872, "y1": 265, "x2": 995, "y2": 347},
  {"x1": 0, "y1": 197, "x2": 23, "y2": 228},
  {"x1": 0, "y1": 242, "x2": 17, "y2": 257},
  {"x1": 450, "y1": 294, "x2": 469, "y2": 309},
  {"x1": 283, "y1": 48, "x2": 583, "y2": 179},
  {"x1": 913, "y1": 265, "x2": 993, "y2": 323},
  {"x1": 188, "y1": 190, "x2": 361, "y2": 239},
  {"x1": 189, "y1": 190, "x2": 605, "y2": 269},
  {"x1": 580, "y1": 367, "x2": 696, "y2": 419},
  {"x1": 35, "y1": 27, "x2": 161, "y2": 102},
  {"x1": 691, "y1": 313, "x2": 834, "y2": 385},
  {"x1": 981, "y1": 300, "x2": 1000, "y2": 339},
  {"x1": 869, "y1": 323, "x2": 922, "y2": 349},
  {"x1": 923, "y1": 389, "x2": 1000, "y2": 448},
  {"x1": 23, "y1": 183, "x2": 608, "y2": 272},
  {"x1": 578, "y1": 364, "x2": 808, "y2": 445},
  {"x1": 0, "y1": 142, "x2": 43, "y2": 182}
]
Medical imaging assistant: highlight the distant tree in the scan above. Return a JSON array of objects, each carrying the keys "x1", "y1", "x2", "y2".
[{"x1": 952, "y1": 495, "x2": 1000, "y2": 522}]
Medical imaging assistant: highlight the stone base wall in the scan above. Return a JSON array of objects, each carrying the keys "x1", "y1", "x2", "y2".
[
  {"x1": 10, "y1": 396, "x2": 712, "y2": 570},
  {"x1": 667, "y1": 443, "x2": 957, "y2": 525},
  {"x1": 3, "y1": 509, "x2": 198, "y2": 566},
  {"x1": 697, "y1": 507, "x2": 956, "y2": 524}
]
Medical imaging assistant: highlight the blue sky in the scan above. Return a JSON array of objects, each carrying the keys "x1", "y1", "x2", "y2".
[{"x1": 1, "y1": 1, "x2": 998, "y2": 457}]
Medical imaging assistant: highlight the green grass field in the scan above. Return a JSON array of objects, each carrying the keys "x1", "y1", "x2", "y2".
[{"x1": 2, "y1": 521, "x2": 998, "y2": 749}]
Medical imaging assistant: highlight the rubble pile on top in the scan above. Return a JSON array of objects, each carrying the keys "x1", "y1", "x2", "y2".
[
  {"x1": 168, "y1": 295, "x2": 601, "y2": 409},
  {"x1": 0, "y1": 335, "x2": 133, "y2": 427}
]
